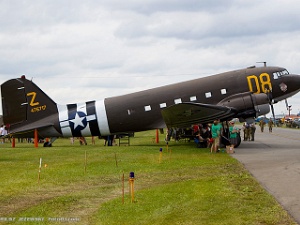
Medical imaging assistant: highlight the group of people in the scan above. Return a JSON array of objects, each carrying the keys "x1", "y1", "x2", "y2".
[
  {"x1": 258, "y1": 118, "x2": 274, "y2": 133},
  {"x1": 193, "y1": 120, "x2": 240, "y2": 153},
  {"x1": 242, "y1": 118, "x2": 275, "y2": 141},
  {"x1": 193, "y1": 124, "x2": 212, "y2": 148},
  {"x1": 242, "y1": 122, "x2": 256, "y2": 141}
]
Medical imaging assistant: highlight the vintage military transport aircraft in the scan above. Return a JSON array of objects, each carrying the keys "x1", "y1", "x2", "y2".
[{"x1": 1, "y1": 65, "x2": 300, "y2": 146}]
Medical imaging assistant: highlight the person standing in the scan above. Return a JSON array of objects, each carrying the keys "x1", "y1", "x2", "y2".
[
  {"x1": 250, "y1": 123, "x2": 256, "y2": 141},
  {"x1": 0, "y1": 125, "x2": 4, "y2": 144},
  {"x1": 268, "y1": 119, "x2": 274, "y2": 132},
  {"x1": 259, "y1": 119, "x2": 266, "y2": 132},
  {"x1": 245, "y1": 123, "x2": 251, "y2": 141},
  {"x1": 229, "y1": 121, "x2": 239, "y2": 147},
  {"x1": 1, "y1": 125, "x2": 8, "y2": 143},
  {"x1": 211, "y1": 120, "x2": 222, "y2": 153}
]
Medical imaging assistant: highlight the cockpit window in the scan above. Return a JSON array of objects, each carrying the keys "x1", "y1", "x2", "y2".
[
  {"x1": 281, "y1": 69, "x2": 289, "y2": 75},
  {"x1": 273, "y1": 69, "x2": 289, "y2": 79}
]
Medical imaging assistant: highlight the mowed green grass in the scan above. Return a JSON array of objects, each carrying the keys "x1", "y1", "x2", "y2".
[{"x1": 0, "y1": 131, "x2": 296, "y2": 225}]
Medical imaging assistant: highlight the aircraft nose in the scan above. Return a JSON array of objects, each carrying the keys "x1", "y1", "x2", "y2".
[
  {"x1": 273, "y1": 73, "x2": 300, "y2": 102},
  {"x1": 282, "y1": 74, "x2": 300, "y2": 94}
]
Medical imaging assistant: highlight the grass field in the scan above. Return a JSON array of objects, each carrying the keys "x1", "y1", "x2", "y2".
[{"x1": 0, "y1": 130, "x2": 296, "y2": 225}]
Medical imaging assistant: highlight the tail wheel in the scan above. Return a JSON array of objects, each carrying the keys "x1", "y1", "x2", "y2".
[{"x1": 43, "y1": 142, "x2": 52, "y2": 147}]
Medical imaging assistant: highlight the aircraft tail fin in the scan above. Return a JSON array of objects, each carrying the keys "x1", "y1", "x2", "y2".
[{"x1": 1, "y1": 76, "x2": 58, "y2": 127}]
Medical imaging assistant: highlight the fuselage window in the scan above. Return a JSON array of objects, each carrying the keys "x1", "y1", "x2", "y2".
[
  {"x1": 190, "y1": 96, "x2": 197, "y2": 101},
  {"x1": 174, "y1": 98, "x2": 182, "y2": 104},
  {"x1": 144, "y1": 105, "x2": 151, "y2": 112},
  {"x1": 205, "y1": 92, "x2": 212, "y2": 98},
  {"x1": 160, "y1": 103, "x2": 167, "y2": 108},
  {"x1": 127, "y1": 109, "x2": 135, "y2": 115},
  {"x1": 273, "y1": 72, "x2": 279, "y2": 80},
  {"x1": 220, "y1": 89, "x2": 227, "y2": 95}
]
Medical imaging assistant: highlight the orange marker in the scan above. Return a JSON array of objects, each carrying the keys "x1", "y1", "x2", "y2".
[{"x1": 129, "y1": 172, "x2": 135, "y2": 203}]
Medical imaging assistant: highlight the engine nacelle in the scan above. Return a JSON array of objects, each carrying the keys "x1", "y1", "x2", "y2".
[{"x1": 217, "y1": 92, "x2": 270, "y2": 120}]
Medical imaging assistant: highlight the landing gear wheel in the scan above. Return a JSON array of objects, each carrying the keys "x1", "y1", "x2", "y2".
[
  {"x1": 234, "y1": 134, "x2": 241, "y2": 148},
  {"x1": 43, "y1": 142, "x2": 52, "y2": 147}
]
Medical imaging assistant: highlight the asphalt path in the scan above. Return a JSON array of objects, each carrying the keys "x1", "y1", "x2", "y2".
[{"x1": 232, "y1": 126, "x2": 300, "y2": 224}]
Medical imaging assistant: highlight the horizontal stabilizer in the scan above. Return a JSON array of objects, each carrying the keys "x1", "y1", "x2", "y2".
[
  {"x1": 8, "y1": 119, "x2": 61, "y2": 138},
  {"x1": 161, "y1": 102, "x2": 236, "y2": 128},
  {"x1": 10, "y1": 122, "x2": 53, "y2": 134}
]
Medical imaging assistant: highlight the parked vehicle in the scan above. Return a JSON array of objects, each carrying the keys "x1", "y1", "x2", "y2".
[
  {"x1": 255, "y1": 116, "x2": 269, "y2": 124},
  {"x1": 291, "y1": 118, "x2": 300, "y2": 128}
]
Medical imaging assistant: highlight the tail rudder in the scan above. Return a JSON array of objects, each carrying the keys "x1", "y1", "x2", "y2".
[{"x1": 1, "y1": 76, "x2": 58, "y2": 127}]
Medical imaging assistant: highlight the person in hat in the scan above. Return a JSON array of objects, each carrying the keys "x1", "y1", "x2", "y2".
[{"x1": 229, "y1": 121, "x2": 239, "y2": 147}]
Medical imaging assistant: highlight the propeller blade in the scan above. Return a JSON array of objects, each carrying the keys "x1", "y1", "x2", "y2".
[
  {"x1": 285, "y1": 99, "x2": 289, "y2": 110},
  {"x1": 267, "y1": 91, "x2": 273, "y2": 104},
  {"x1": 270, "y1": 104, "x2": 276, "y2": 126},
  {"x1": 266, "y1": 89, "x2": 276, "y2": 126}
]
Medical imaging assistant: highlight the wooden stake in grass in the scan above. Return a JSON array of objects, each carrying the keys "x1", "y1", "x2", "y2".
[
  {"x1": 166, "y1": 142, "x2": 169, "y2": 153},
  {"x1": 122, "y1": 172, "x2": 125, "y2": 204},
  {"x1": 84, "y1": 150, "x2": 87, "y2": 174},
  {"x1": 159, "y1": 148, "x2": 163, "y2": 163},
  {"x1": 129, "y1": 172, "x2": 135, "y2": 203},
  {"x1": 38, "y1": 158, "x2": 42, "y2": 183}
]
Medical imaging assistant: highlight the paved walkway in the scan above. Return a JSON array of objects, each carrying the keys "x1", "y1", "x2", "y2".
[{"x1": 232, "y1": 126, "x2": 300, "y2": 224}]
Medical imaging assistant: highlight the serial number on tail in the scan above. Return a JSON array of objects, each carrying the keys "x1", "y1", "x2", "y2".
[{"x1": 31, "y1": 105, "x2": 47, "y2": 113}]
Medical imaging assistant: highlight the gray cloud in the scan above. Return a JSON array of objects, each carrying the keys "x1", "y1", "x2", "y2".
[
  {"x1": 114, "y1": 1, "x2": 300, "y2": 42},
  {"x1": 102, "y1": 0, "x2": 236, "y2": 15}
]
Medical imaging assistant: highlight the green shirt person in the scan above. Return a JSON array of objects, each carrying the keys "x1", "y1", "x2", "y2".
[
  {"x1": 229, "y1": 122, "x2": 239, "y2": 146},
  {"x1": 211, "y1": 120, "x2": 222, "y2": 153}
]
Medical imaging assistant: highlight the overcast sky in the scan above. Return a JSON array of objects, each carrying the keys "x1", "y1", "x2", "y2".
[{"x1": 1, "y1": 0, "x2": 300, "y2": 117}]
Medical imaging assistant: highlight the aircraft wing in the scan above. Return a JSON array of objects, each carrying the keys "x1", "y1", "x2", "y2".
[{"x1": 161, "y1": 102, "x2": 237, "y2": 128}]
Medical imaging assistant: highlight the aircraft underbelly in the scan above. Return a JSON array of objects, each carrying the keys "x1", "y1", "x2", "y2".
[
  {"x1": 107, "y1": 113, "x2": 165, "y2": 133},
  {"x1": 56, "y1": 98, "x2": 164, "y2": 137}
]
